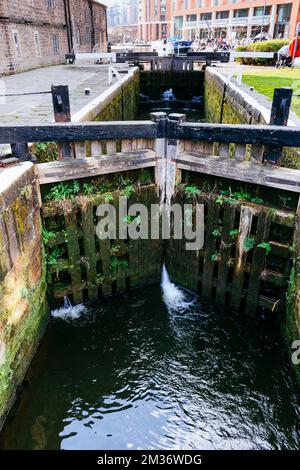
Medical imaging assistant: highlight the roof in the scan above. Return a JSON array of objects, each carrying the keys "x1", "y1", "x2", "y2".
[{"x1": 92, "y1": 0, "x2": 107, "y2": 8}]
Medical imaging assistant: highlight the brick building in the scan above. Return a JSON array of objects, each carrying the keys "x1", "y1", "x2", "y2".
[
  {"x1": 0, "y1": 0, "x2": 107, "y2": 75},
  {"x1": 138, "y1": 0, "x2": 172, "y2": 40},
  {"x1": 138, "y1": 0, "x2": 300, "y2": 42}
]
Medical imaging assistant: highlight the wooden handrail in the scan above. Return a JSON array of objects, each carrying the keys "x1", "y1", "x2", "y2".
[
  {"x1": 0, "y1": 121, "x2": 158, "y2": 145},
  {"x1": 1, "y1": 120, "x2": 300, "y2": 147},
  {"x1": 177, "y1": 122, "x2": 300, "y2": 147}
]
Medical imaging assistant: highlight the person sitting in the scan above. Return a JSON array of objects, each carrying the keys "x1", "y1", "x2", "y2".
[{"x1": 276, "y1": 45, "x2": 292, "y2": 68}]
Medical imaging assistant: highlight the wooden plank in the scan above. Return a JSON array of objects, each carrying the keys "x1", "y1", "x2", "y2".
[
  {"x1": 114, "y1": 196, "x2": 127, "y2": 293},
  {"x1": 245, "y1": 212, "x2": 272, "y2": 317},
  {"x1": 64, "y1": 208, "x2": 83, "y2": 304},
  {"x1": 2, "y1": 121, "x2": 300, "y2": 148},
  {"x1": 250, "y1": 144, "x2": 264, "y2": 164},
  {"x1": 201, "y1": 200, "x2": 220, "y2": 299},
  {"x1": 137, "y1": 186, "x2": 150, "y2": 284},
  {"x1": 91, "y1": 141, "x2": 102, "y2": 158},
  {"x1": 0, "y1": 121, "x2": 158, "y2": 144},
  {"x1": 99, "y1": 238, "x2": 112, "y2": 296},
  {"x1": 128, "y1": 190, "x2": 140, "y2": 288},
  {"x1": 264, "y1": 88, "x2": 293, "y2": 164},
  {"x1": 38, "y1": 151, "x2": 156, "y2": 184},
  {"x1": 234, "y1": 143, "x2": 246, "y2": 161},
  {"x1": 175, "y1": 153, "x2": 300, "y2": 193},
  {"x1": 74, "y1": 141, "x2": 87, "y2": 158},
  {"x1": 230, "y1": 206, "x2": 255, "y2": 310},
  {"x1": 215, "y1": 204, "x2": 236, "y2": 306},
  {"x1": 218, "y1": 142, "x2": 230, "y2": 158},
  {"x1": 176, "y1": 122, "x2": 300, "y2": 147},
  {"x1": 121, "y1": 139, "x2": 132, "y2": 153},
  {"x1": 81, "y1": 202, "x2": 98, "y2": 302},
  {"x1": 51, "y1": 85, "x2": 73, "y2": 160},
  {"x1": 106, "y1": 141, "x2": 117, "y2": 155}
]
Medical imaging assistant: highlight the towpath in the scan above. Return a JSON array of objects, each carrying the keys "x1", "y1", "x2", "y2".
[{"x1": 0, "y1": 63, "x2": 129, "y2": 156}]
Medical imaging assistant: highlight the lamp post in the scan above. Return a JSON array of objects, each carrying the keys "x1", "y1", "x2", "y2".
[{"x1": 260, "y1": 0, "x2": 267, "y2": 41}]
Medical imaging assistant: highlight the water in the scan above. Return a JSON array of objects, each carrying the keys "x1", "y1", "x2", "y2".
[
  {"x1": 161, "y1": 264, "x2": 195, "y2": 313},
  {"x1": 51, "y1": 296, "x2": 86, "y2": 321},
  {"x1": 137, "y1": 88, "x2": 205, "y2": 122},
  {"x1": 0, "y1": 282, "x2": 299, "y2": 449}
]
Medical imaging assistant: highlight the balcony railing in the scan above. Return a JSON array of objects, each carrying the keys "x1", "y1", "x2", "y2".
[
  {"x1": 183, "y1": 14, "x2": 271, "y2": 30},
  {"x1": 231, "y1": 17, "x2": 248, "y2": 25},
  {"x1": 250, "y1": 15, "x2": 271, "y2": 26},
  {"x1": 213, "y1": 18, "x2": 229, "y2": 27},
  {"x1": 183, "y1": 21, "x2": 197, "y2": 28}
]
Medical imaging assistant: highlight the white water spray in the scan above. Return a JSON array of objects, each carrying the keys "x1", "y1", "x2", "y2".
[
  {"x1": 161, "y1": 265, "x2": 195, "y2": 313},
  {"x1": 51, "y1": 296, "x2": 86, "y2": 320}
]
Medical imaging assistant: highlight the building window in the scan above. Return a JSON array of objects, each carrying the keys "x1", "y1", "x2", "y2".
[
  {"x1": 51, "y1": 34, "x2": 59, "y2": 55},
  {"x1": 184, "y1": 0, "x2": 188, "y2": 9},
  {"x1": 46, "y1": 0, "x2": 54, "y2": 8},
  {"x1": 187, "y1": 15, "x2": 197, "y2": 22},
  {"x1": 200, "y1": 13, "x2": 212, "y2": 21},
  {"x1": 277, "y1": 4, "x2": 291, "y2": 23},
  {"x1": 234, "y1": 9, "x2": 248, "y2": 18},
  {"x1": 197, "y1": 0, "x2": 202, "y2": 6},
  {"x1": 76, "y1": 28, "x2": 81, "y2": 47},
  {"x1": 217, "y1": 11, "x2": 229, "y2": 19},
  {"x1": 254, "y1": 6, "x2": 271, "y2": 17},
  {"x1": 34, "y1": 32, "x2": 41, "y2": 56},
  {"x1": 13, "y1": 31, "x2": 21, "y2": 59}
]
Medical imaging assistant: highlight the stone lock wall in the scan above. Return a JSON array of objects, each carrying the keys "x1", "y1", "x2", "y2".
[
  {"x1": 0, "y1": 163, "x2": 48, "y2": 430},
  {"x1": 204, "y1": 68, "x2": 267, "y2": 125},
  {"x1": 204, "y1": 66, "x2": 300, "y2": 383},
  {"x1": 72, "y1": 68, "x2": 140, "y2": 123}
]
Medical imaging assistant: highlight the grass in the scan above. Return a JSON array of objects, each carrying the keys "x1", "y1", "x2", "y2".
[{"x1": 241, "y1": 69, "x2": 300, "y2": 117}]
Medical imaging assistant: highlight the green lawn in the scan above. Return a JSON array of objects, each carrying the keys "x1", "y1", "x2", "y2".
[{"x1": 242, "y1": 69, "x2": 300, "y2": 117}]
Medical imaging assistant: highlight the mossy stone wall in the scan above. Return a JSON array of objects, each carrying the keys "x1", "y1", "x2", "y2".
[
  {"x1": 204, "y1": 68, "x2": 300, "y2": 169},
  {"x1": 204, "y1": 67, "x2": 300, "y2": 383},
  {"x1": 204, "y1": 68, "x2": 263, "y2": 125},
  {"x1": 0, "y1": 164, "x2": 49, "y2": 430},
  {"x1": 95, "y1": 73, "x2": 140, "y2": 122}
]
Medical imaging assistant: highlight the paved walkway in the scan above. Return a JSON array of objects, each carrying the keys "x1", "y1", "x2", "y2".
[{"x1": 0, "y1": 63, "x2": 129, "y2": 156}]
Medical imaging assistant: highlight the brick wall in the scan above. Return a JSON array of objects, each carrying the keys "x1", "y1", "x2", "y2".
[{"x1": 0, "y1": 0, "x2": 107, "y2": 75}]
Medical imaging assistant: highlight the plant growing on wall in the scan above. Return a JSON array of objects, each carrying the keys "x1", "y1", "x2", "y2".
[
  {"x1": 244, "y1": 237, "x2": 255, "y2": 253},
  {"x1": 257, "y1": 242, "x2": 272, "y2": 254}
]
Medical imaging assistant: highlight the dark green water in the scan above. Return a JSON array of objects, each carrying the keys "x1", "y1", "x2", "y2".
[{"x1": 0, "y1": 285, "x2": 299, "y2": 450}]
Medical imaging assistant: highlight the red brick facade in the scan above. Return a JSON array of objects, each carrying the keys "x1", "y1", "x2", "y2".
[
  {"x1": 0, "y1": 0, "x2": 107, "y2": 75},
  {"x1": 138, "y1": 0, "x2": 300, "y2": 42}
]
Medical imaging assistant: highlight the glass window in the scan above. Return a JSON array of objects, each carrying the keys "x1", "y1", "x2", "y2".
[
  {"x1": 187, "y1": 14, "x2": 197, "y2": 22},
  {"x1": 254, "y1": 6, "x2": 271, "y2": 17},
  {"x1": 51, "y1": 34, "x2": 59, "y2": 55},
  {"x1": 234, "y1": 9, "x2": 248, "y2": 18},
  {"x1": 46, "y1": 0, "x2": 54, "y2": 8},
  {"x1": 217, "y1": 11, "x2": 229, "y2": 19},
  {"x1": 76, "y1": 28, "x2": 81, "y2": 47},
  {"x1": 34, "y1": 32, "x2": 41, "y2": 56},
  {"x1": 13, "y1": 32, "x2": 21, "y2": 58},
  {"x1": 200, "y1": 13, "x2": 212, "y2": 20}
]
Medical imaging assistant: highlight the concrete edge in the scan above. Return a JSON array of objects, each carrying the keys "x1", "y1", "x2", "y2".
[
  {"x1": 0, "y1": 162, "x2": 33, "y2": 196},
  {"x1": 72, "y1": 67, "x2": 139, "y2": 122},
  {"x1": 206, "y1": 67, "x2": 298, "y2": 127}
]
